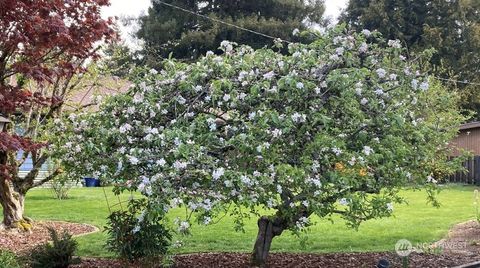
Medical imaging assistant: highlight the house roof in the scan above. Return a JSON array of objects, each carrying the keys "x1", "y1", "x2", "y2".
[
  {"x1": 459, "y1": 121, "x2": 480, "y2": 130},
  {"x1": 64, "y1": 77, "x2": 131, "y2": 111}
]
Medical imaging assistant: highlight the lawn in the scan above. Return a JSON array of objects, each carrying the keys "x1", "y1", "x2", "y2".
[{"x1": 2, "y1": 184, "x2": 478, "y2": 257}]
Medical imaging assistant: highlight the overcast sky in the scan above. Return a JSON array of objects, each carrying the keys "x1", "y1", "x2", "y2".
[{"x1": 102, "y1": 0, "x2": 349, "y2": 46}]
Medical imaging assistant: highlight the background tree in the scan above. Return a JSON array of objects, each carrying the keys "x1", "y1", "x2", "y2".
[
  {"x1": 0, "y1": 0, "x2": 115, "y2": 228},
  {"x1": 340, "y1": 0, "x2": 480, "y2": 117},
  {"x1": 100, "y1": 42, "x2": 137, "y2": 79},
  {"x1": 136, "y1": 0, "x2": 325, "y2": 61},
  {"x1": 55, "y1": 27, "x2": 464, "y2": 266}
]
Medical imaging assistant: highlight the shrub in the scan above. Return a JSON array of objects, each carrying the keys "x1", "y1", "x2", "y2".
[
  {"x1": 50, "y1": 174, "x2": 73, "y2": 200},
  {"x1": 28, "y1": 227, "x2": 79, "y2": 268},
  {"x1": 0, "y1": 250, "x2": 20, "y2": 268},
  {"x1": 104, "y1": 198, "x2": 171, "y2": 262}
]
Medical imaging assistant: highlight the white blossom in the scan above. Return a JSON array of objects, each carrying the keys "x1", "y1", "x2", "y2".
[
  {"x1": 363, "y1": 146, "x2": 373, "y2": 156},
  {"x1": 329, "y1": 54, "x2": 340, "y2": 61},
  {"x1": 224, "y1": 180, "x2": 233, "y2": 187},
  {"x1": 336, "y1": 47, "x2": 345, "y2": 55},
  {"x1": 348, "y1": 156, "x2": 356, "y2": 166},
  {"x1": 156, "y1": 158, "x2": 166, "y2": 167},
  {"x1": 223, "y1": 94, "x2": 231, "y2": 102},
  {"x1": 212, "y1": 168, "x2": 225, "y2": 180},
  {"x1": 119, "y1": 123, "x2": 132, "y2": 134},
  {"x1": 271, "y1": 128, "x2": 282, "y2": 138},
  {"x1": 375, "y1": 88, "x2": 384, "y2": 96},
  {"x1": 361, "y1": 29, "x2": 371, "y2": 37},
  {"x1": 177, "y1": 95, "x2": 187, "y2": 105},
  {"x1": 128, "y1": 155, "x2": 139, "y2": 165},
  {"x1": 387, "y1": 39, "x2": 402, "y2": 48},
  {"x1": 291, "y1": 112, "x2": 306, "y2": 123},
  {"x1": 426, "y1": 175, "x2": 437, "y2": 184},
  {"x1": 220, "y1": 40, "x2": 233, "y2": 52},
  {"x1": 238, "y1": 92, "x2": 247, "y2": 100},
  {"x1": 376, "y1": 68, "x2": 387, "y2": 78},
  {"x1": 296, "y1": 217, "x2": 309, "y2": 229},
  {"x1": 178, "y1": 221, "x2": 190, "y2": 232},
  {"x1": 419, "y1": 81, "x2": 429, "y2": 91},
  {"x1": 241, "y1": 175, "x2": 252, "y2": 186},
  {"x1": 133, "y1": 92, "x2": 144, "y2": 103},
  {"x1": 358, "y1": 42, "x2": 368, "y2": 53},
  {"x1": 173, "y1": 160, "x2": 187, "y2": 170},
  {"x1": 332, "y1": 147, "x2": 342, "y2": 156},
  {"x1": 411, "y1": 79, "x2": 418, "y2": 89},
  {"x1": 263, "y1": 71, "x2": 275, "y2": 80}
]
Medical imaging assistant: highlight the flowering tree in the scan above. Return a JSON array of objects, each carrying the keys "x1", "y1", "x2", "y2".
[
  {"x1": 0, "y1": 0, "x2": 115, "y2": 228},
  {"x1": 54, "y1": 27, "x2": 463, "y2": 265}
]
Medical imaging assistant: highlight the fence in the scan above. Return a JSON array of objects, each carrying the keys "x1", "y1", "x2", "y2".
[{"x1": 448, "y1": 156, "x2": 480, "y2": 185}]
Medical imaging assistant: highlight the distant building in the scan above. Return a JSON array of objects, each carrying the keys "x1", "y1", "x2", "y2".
[{"x1": 450, "y1": 121, "x2": 480, "y2": 156}]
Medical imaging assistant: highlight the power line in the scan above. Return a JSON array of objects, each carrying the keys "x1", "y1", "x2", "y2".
[
  {"x1": 153, "y1": 0, "x2": 292, "y2": 44},
  {"x1": 153, "y1": 0, "x2": 480, "y2": 87},
  {"x1": 433, "y1": 76, "x2": 480, "y2": 87}
]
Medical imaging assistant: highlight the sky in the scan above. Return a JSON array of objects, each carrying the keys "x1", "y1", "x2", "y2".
[{"x1": 102, "y1": 0, "x2": 349, "y2": 47}]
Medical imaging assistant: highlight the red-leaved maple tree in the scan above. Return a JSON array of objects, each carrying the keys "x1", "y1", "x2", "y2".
[{"x1": 0, "y1": 0, "x2": 116, "y2": 228}]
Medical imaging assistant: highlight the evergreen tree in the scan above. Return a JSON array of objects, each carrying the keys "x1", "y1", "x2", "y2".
[
  {"x1": 341, "y1": 0, "x2": 480, "y2": 116},
  {"x1": 137, "y1": 0, "x2": 325, "y2": 61}
]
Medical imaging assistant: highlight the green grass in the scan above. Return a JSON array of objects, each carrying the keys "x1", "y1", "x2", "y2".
[{"x1": 1, "y1": 184, "x2": 478, "y2": 257}]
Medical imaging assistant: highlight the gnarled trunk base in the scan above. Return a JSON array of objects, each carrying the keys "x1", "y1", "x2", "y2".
[
  {"x1": 251, "y1": 216, "x2": 286, "y2": 267},
  {"x1": 0, "y1": 176, "x2": 26, "y2": 229}
]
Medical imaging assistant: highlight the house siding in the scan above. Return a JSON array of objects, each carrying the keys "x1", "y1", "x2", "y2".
[{"x1": 450, "y1": 128, "x2": 480, "y2": 156}]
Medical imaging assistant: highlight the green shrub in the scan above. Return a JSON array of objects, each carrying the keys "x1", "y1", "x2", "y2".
[
  {"x1": 105, "y1": 198, "x2": 171, "y2": 262},
  {"x1": 0, "y1": 250, "x2": 20, "y2": 268},
  {"x1": 50, "y1": 174, "x2": 73, "y2": 200},
  {"x1": 28, "y1": 227, "x2": 79, "y2": 268}
]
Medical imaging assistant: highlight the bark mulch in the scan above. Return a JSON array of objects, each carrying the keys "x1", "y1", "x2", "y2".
[
  {"x1": 0, "y1": 220, "x2": 98, "y2": 253},
  {"x1": 6, "y1": 220, "x2": 480, "y2": 267},
  {"x1": 74, "y1": 252, "x2": 480, "y2": 268},
  {"x1": 173, "y1": 252, "x2": 480, "y2": 268}
]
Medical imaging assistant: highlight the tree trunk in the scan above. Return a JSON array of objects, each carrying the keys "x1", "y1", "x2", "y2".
[
  {"x1": 0, "y1": 176, "x2": 25, "y2": 227},
  {"x1": 251, "y1": 216, "x2": 286, "y2": 267},
  {"x1": 0, "y1": 150, "x2": 26, "y2": 228}
]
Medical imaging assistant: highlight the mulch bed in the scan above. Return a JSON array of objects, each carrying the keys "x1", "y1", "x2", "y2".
[
  {"x1": 435, "y1": 220, "x2": 480, "y2": 256},
  {"x1": 73, "y1": 252, "x2": 480, "y2": 268},
  {"x1": 4, "y1": 220, "x2": 480, "y2": 267},
  {"x1": 0, "y1": 221, "x2": 97, "y2": 253},
  {"x1": 173, "y1": 252, "x2": 480, "y2": 268}
]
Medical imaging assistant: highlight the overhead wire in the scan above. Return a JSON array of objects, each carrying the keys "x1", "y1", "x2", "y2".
[
  {"x1": 153, "y1": 0, "x2": 479, "y2": 87},
  {"x1": 153, "y1": 0, "x2": 292, "y2": 44}
]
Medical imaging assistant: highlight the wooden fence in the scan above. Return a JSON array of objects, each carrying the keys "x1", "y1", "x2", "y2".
[{"x1": 448, "y1": 156, "x2": 480, "y2": 185}]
